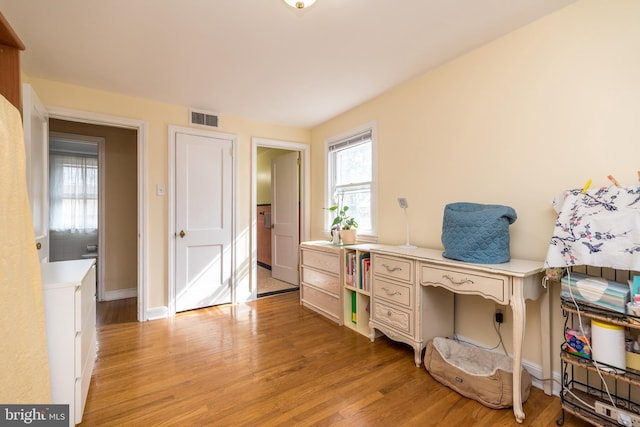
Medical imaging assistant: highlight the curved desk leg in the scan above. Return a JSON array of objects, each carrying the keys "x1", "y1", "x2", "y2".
[
  {"x1": 511, "y1": 277, "x2": 527, "y2": 423},
  {"x1": 413, "y1": 343, "x2": 423, "y2": 368}
]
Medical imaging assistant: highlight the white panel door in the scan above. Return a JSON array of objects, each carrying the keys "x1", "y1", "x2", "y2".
[
  {"x1": 22, "y1": 84, "x2": 49, "y2": 263},
  {"x1": 271, "y1": 151, "x2": 299, "y2": 285},
  {"x1": 175, "y1": 131, "x2": 233, "y2": 312}
]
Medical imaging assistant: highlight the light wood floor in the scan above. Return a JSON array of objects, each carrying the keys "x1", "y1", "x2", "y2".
[{"x1": 86, "y1": 293, "x2": 590, "y2": 426}]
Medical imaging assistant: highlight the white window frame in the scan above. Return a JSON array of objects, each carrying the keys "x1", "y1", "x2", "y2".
[{"x1": 324, "y1": 121, "x2": 378, "y2": 242}]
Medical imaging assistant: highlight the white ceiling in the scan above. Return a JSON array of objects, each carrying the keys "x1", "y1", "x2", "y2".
[{"x1": 1, "y1": 0, "x2": 575, "y2": 128}]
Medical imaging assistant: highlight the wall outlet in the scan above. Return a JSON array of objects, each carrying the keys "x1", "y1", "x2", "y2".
[{"x1": 595, "y1": 401, "x2": 640, "y2": 426}]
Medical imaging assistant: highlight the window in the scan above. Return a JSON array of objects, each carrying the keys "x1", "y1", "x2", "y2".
[
  {"x1": 49, "y1": 153, "x2": 98, "y2": 231},
  {"x1": 326, "y1": 122, "x2": 377, "y2": 240}
]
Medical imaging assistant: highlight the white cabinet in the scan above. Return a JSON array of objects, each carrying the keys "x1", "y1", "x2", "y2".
[
  {"x1": 300, "y1": 242, "x2": 343, "y2": 324},
  {"x1": 42, "y1": 259, "x2": 96, "y2": 426}
]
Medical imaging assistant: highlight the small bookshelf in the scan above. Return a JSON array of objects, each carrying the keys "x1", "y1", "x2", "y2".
[{"x1": 343, "y1": 246, "x2": 372, "y2": 337}]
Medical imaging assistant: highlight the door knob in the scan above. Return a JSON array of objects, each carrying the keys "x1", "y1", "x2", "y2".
[
  {"x1": 179, "y1": 230, "x2": 186, "y2": 238},
  {"x1": 36, "y1": 242, "x2": 42, "y2": 250}
]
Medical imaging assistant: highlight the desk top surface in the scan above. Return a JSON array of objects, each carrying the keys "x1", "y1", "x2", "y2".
[
  {"x1": 41, "y1": 259, "x2": 96, "y2": 289},
  {"x1": 302, "y1": 241, "x2": 543, "y2": 277}
]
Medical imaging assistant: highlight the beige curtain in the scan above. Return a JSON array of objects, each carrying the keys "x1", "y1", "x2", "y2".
[{"x1": 0, "y1": 94, "x2": 51, "y2": 403}]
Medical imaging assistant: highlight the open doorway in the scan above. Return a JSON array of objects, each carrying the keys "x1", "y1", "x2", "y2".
[
  {"x1": 256, "y1": 147, "x2": 297, "y2": 297},
  {"x1": 48, "y1": 131, "x2": 102, "y2": 286},
  {"x1": 251, "y1": 138, "x2": 310, "y2": 300},
  {"x1": 23, "y1": 93, "x2": 147, "y2": 321},
  {"x1": 49, "y1": 118, "x2": 139, "y2": 322}
]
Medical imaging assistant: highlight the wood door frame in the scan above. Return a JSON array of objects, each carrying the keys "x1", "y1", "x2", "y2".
[
  {"x1": 46, "y1": 106, "x2": 148, "y2": 321},
  {"x1": 168, "y1": 125, "x2": 238, "y2": 315},
  {"x1": 251, "y1": 137, "x2": 310, "y2": 301}
]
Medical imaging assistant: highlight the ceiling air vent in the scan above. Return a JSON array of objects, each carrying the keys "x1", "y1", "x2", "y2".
[{"x1": 189, "y1": 108, "x2": 219, "y2": 128}]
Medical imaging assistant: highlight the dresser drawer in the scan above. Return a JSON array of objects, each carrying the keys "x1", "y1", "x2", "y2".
[
  {"x1": 301, "y1": 266, "x2": 339, "y2": 295},
  {"x1": 301, "y1": 285, "x2": 340, "y2": 320},
  {"x1": 372, "y1": 254, "x2": 414, "y2": 283},
  {"x1": 372, "y1": 300, "x2": 413, "y2": 336},
  {"x1": 301, "y1": 249, "x2": 340, "y2": 273},
  {"x1": 372, "y1": 277, "x2": 413, "y2": 309},
  {"x1": 74, "y1": 287, "x2": 82, "y2": 333},
  {"x1": 420, "y1": 265, "x2": 509, "y2": 304}
]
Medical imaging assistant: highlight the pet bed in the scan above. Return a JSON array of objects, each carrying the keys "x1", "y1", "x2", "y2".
[{"x1": 424, "y1": 337, "x2": 531, "y2": 409}]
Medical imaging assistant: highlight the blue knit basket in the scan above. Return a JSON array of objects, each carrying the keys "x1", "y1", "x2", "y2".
[{"x1": 441, "y1": 202, "x2": 517, "y2": 264}]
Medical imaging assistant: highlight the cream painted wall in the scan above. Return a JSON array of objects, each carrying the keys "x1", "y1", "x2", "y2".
[
  {"x1": 309, "y1": 0, "x2": 640, "y2": 373},
  {"x1": 256, "y1": 147, "x2": 292, "y2": 205},
  {"x1": 24, "y1": 76, "x2": 310, "y2": 310}
]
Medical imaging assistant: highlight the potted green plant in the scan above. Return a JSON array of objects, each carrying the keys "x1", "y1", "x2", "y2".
[{"x1": 325, "y1": 202, "x2": 358, "y2": 244}]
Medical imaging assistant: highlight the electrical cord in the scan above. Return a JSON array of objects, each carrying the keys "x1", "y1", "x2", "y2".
[
  {"x1": 493, "y1": 314, "x2": 509, "y2": 356},
  {"x1": 565, "y1": 269, "x2": 618, "y2": 410},
  {"x1": 529, "y1": 373, "x2": 596, "y2": 411},
  {"x1": 452, "y1": 310, "x2": 508, "y2": 353}
]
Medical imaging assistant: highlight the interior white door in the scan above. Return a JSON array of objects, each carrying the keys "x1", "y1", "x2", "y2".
[
  {"x1": 22, "y1": 84, "x2": 49, "y2": 263},
  {"x1": 271, "y1": 151, "x2": 300, "y2": 285},
  {"x1": 175, "y1": 131, "x2": 233, "y2": 312}
]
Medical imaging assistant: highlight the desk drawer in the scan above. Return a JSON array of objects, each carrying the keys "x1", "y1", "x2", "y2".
[
  {"x1": 372, "y1": 277, "x2": 413, "y2": 309},
  {"x1": 372, "y1": 254, "x2": 414, "y2": 283},
  {"x1": 420, "y1": 265, "x2": 509, "y2": 304},
  {"x1": 372, "y1": 300, "x2": 412, "y2": 336},
  {"x1": 301, "y1": 266, "x2": 339, "y2": 295},
  {"x1": 301, "y1": 249, "x2": 340, "y2": 273}
]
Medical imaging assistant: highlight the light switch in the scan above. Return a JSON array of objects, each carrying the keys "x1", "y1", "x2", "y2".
[{"x1": 156, "y1": 184, "x2": 165, "y2": 196}]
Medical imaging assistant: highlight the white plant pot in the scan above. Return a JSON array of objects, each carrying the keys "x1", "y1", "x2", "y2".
[{"x1": 340, "y1": 229, "x2": 357, "y2": 244}]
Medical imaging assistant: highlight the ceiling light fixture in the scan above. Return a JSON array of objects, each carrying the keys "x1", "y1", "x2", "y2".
[{"x1": 283, "y1": 0, "x2": 317, "y2": 9}]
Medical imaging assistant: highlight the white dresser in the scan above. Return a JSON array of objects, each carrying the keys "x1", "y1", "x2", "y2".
[
  {"x1": 299, "y1": 241, "x2": 343, "y2": 324},
  {"x1": 370, "y1": 252, "x2": 454, "y2": 367},
  {"x1": 42, "y1": 259, "x2": 96, "y2": 426}
]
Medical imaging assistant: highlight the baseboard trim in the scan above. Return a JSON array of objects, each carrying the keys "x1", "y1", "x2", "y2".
[
  {"x1": 146, "y1": 306, "x2": 169, "y2": 321},
  {"x1": 257, "y1": 261, "x2": 271, "y2": 270},
  {"x1": 103, "y1": 288, "x2": 137, "y2": 301},
  {"x1": 453, "y1": 335, "x2": 561, "y2": 396}
]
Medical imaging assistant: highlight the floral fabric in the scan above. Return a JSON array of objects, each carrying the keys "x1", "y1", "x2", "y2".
[{"x1": 545, "y1": 186, "x2": 640, "y2": 269}]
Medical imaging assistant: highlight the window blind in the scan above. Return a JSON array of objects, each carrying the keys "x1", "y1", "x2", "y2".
[{"x1": 328, "y1": 130, "x2": 372, "y2": 152}]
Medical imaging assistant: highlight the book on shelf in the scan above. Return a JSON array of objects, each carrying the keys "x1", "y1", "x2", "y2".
[
  {"x1": 358, "y1": 253, "x2": 370, "y2": 290},
  {"x1": 351, "y1": 290, "x2": 357, "y2": 324},
  {"x1": 346, "y1": 252, "x2": 355, "y2": 286},
  {"x1": 362, "y1": 257, "x2": 371, "y2": 291}
]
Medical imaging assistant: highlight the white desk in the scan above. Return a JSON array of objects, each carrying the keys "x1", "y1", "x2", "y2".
[{"x1": 366, "y1": 245, "x2": 545, "y2": 424}]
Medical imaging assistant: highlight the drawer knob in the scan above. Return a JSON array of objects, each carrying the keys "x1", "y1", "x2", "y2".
[
  {"x1": 381, "y1": 287, "x2": 401, "y2": 297},
  {"x1": 387, "y1": 309, "x2": 392, "y2": 316},
  {"x1": 382, "y1": 264, "x2": 402, "y2": 272},
  {"x1": 442, "y1": 274, "x2": 474, "y2": 286}
]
